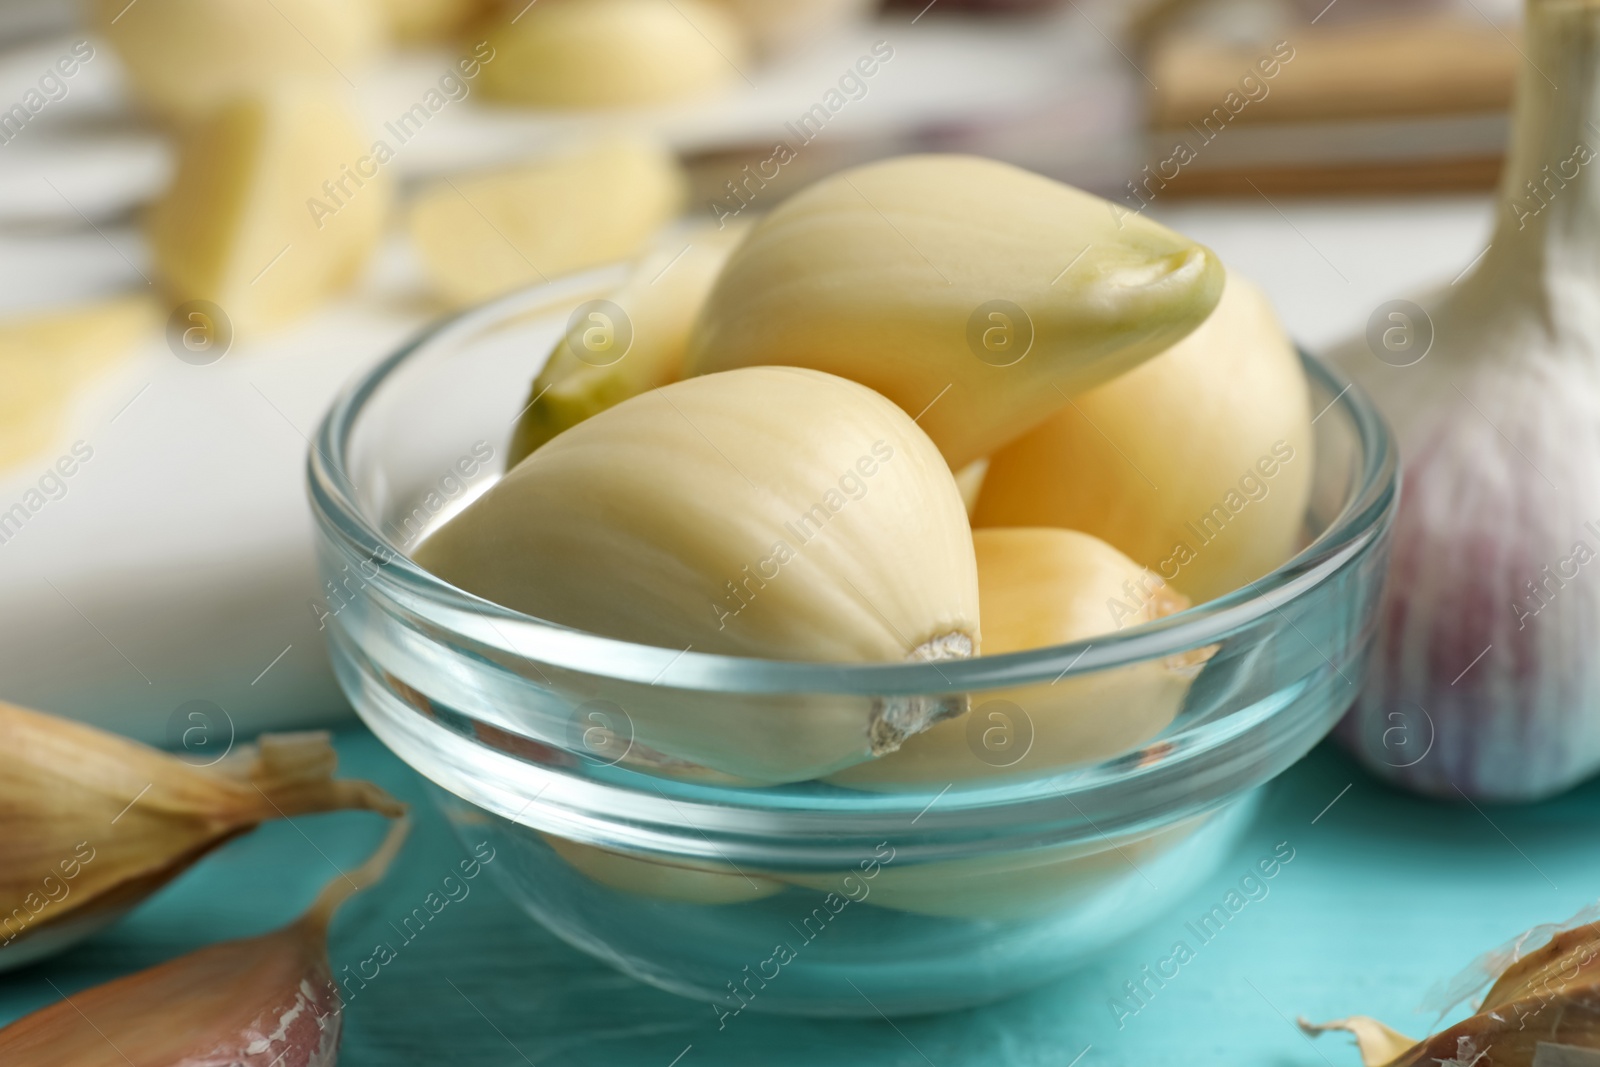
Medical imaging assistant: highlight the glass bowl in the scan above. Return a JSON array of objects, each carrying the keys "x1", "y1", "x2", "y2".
[{"x1": 307, "y1": 267, "x2": 1397, "y2": 1018}]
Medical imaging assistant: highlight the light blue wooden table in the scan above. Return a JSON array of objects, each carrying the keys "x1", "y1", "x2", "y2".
[{"x1": 3, "y1": 729, "x2": 1592, "y2": 1065}]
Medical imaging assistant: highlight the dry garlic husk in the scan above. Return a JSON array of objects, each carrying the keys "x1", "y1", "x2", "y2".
[
  {"x1": 416, "y1": 366, "x2": 979, "y2": 783},
  {"x1": 0, "y1": 819, "x2": 410, "y2": 1066},
  {"x1": 542, "y1": 833, "x2": 783, "y2": 905},
  {"x1": 1303, "y1": 911, "x2": 1600, "y2": 1066},
  {"x1": 477, "y1": 0, "x2": 747, "y2": 107},
  {"x1": 507, "y1": 219, "x2": 752, "y2": 465},
  {"x1": 93, "y1": 0, "x2": 383, "y2": 122},
  {"x1": 0, "y1": 701, "x2": 403, "y2": 972},
  {"x1": 1327, "y1": 0, "x2": 1600, "y2": 801},
  {"x1": 148, "y1": 83, "x2": 390, "y2": 335},
  {"x1": 976, "y1": 270, "x2": 1313, "y2": 603},
  {"x1": 408, "y1": 137, "x2": 686, "y2": 308},
  {"x1": 0, "y1": 297, "x2": 155, "y2": 469},
  {"x1": 686, "y1": 154, "x2": 1225, "y2": 469},
  {"x1": 829, "y1": 528, "x2": 1197, "y2": 789}
]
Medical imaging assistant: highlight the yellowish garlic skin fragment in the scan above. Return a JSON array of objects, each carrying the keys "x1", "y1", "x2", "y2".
[
  {"x1": 829, "y1": 528, "x2": 1194, "y2": 789},
  {"x1": 0, "y1": 297, "x2": 155, "y2": 469},
  {"x1": 0, "y1": 702, "x2": 403, "y2": 971},
  {"x1": 976, "y1": 270, "x2": 1313, "y2": 603},
  {"x1": 507, "y1": 219, "x2": 752, "y2": 465},
  {"x1": 477, "y1": 0, "x2": 747, "y2": 107},
  {"x1": 0, "y1": 820, "x2": 409, "y2": 1067},
  {"x1": 542, "y1": 834, "x2": 784, "y2": 904},
  {"x1": 93, "y1": 0, "x2": 384, "y2": 122},
  {"x1": 415, "y1": 366, "x2": 979, "y2": 783},
  {"x1": 686, "y1": 154, "x2": 1225, "y2": 469},
  {"x1": 147, "y1": 85, "x2": 391, "y2": 335},
  {"x1": 407, "y1": 137, "x2": 686, "y2": 308}
]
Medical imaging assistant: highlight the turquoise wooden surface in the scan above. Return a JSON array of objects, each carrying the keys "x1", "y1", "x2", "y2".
[{"x1": 3, "y1": 729, "x2": 1594, "y2": 1065}]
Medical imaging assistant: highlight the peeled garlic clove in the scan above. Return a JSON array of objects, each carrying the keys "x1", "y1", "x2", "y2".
[
  {"x1": 953, "y1": 459, "x2": 988, "y2": 519},
  {"x1": 686, "y1": 154, "x2": 1225, "y2": 469},
  {"x1": 507, "y1": 219, "x2": 752, "y2": 465},
  {"x1": 0, "y1": 819, "x2": 409, "y2": 1066},
  {"x1": 976, "y1": 269, "x2": 1313, "y2": 603},
  {"x1": 418, "y1": 365, "x2": 978, "y2": 663},
  {"x1": 478, "y1": 0, "x2": 748, "y2": 107},
  {"x1": 0, "y1": 702, "x2": 404, "y2": 971},
  {"x1": 829, "y1": 528, "x2": 1195, "y2": 789},
  {"x1": 93, "y1": 0, "x2": 383, "y2": 122},
  {"x1": 542, "y1": 833, "x2": 783, "y2": 905},
  {"x1": 148, "y1": 84, "x2": 391, "y2": 335},
  {"x1": 0, "y1": 297, "x2": 155, "y2": 469},
  {"x1": 416, "y1": 366, "x2": 979, "y2": 782},
  {"x1": 408, "y1": 137, "x2": 686, "y2": 308}
]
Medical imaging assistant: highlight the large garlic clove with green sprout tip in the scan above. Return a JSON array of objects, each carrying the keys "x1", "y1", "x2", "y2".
[{"x1": 686, "y1": 154, "x2": 1226, "y2": 469}]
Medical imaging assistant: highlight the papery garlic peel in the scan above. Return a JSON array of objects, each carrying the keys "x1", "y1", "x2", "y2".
[
  {"x1": 507, "y1": 219, "x2": 752, "y2": 465},
  {"x1": 0, "y1": 818, "x2": 410, "y2": 1067},
  {"x1": 977, "y1": 269, "x2": 1314, "y2": 603},
  {"x1": 1328, "y1": 0, "x2": 1600, "y2": 800},
  {"x1": 686, "y1": 154, "x2": 1225, "y2": 469},
  {"x1": 478, "y1": 0, "x2": 748, "y2": 107},
  {"x1": 1303, "y1": 911, "x2": 1600, "y2": 1066},
  {"x1": 0, "y1": 297, "x2": 155, "y2": 469},
  {"x1": 93, "y1": 0, "x2": 384, "y2": 122},
  {"x1": 408, "y1": 136, "x2": 687, "y2": 308},
  {"x1": 0, "y1": 701, "x2": 404, "y2": 971},
  {"x1": 147, "y1": 83, "x2": 390, "y2": 335},
  {"x1": 829, "y1": 527, "x2": 1196, "y2": 788}
]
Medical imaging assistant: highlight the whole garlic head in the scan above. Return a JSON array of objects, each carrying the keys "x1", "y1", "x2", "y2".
[{"x1": 1329, "y1": 0, "x2": 1600, "y2": 800}]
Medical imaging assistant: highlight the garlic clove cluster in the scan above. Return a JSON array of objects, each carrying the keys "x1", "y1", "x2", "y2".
[
  {"x1": 407, "y1": 137, "x2": 686, "y2": 309},
  {"x1": 507, "y1": 219, "x2": 752, "y2": 466},
  {"x1": 0, "y1": 819, "x2": 410, "y2": 1066},
  {"x1": 542, "y1": 834, "x2": 783, "y2": 905},
  {"x1": 686, "y1": 154, "x2": 1225, "y2": 469},
  {"x1": 828, "y1": 527, "x2": 1197, "y2": 789},
  {"x1": 0, "y1": 701, "x2": 404, "y2": 971},
  {"x1": 976, "y1": 270, "x2": 1314, "y2": 603}
]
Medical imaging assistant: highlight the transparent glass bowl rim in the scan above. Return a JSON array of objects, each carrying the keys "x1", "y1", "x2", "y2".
[{"x1": 308, "y1": 267, "x2": 1399, "y2": 698}]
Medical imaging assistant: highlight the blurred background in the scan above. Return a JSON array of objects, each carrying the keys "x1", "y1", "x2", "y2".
[{"x1": 0, "y1": 0, "x2": 1520, "y2": 741}]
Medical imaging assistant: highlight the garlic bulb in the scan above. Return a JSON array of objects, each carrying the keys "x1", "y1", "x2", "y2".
[
  {"x1": 416, "y1": 366, "x2": 979, "y2": 784},
  {"x1": 686, "y1": 154, "x2": 1225, "y2": 469},
  {"x1": 408, "y1": 137, "x2": 686, "y2": 308},
  {"x1": 148, "y1": 84, "x2": 390, "y2": 335},
  {"x1": 507, "y1": 219, "x2": 751, "y2": 465},
  {"x1": 829, "y1": 528, "x2": 1196, "y2": 789},
  {"x1": 0, "y1": 819, "x2": 410, "y2": 1066},
  {"x1": 93, "y1": 0, "x2": 384, "y2": 122},
  {"x1": 0, "y1": 701, "x2": 403, "y2": 971},
  {"x1": 478, "y1": 0, "x2": 748, "y2": 107},
  {"x1": 976, "y1": 270, "x2": 1314, "y2": 602},
  {"x1": 1328, "y1": 0, "x2": 1600, "y2": 801}
]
